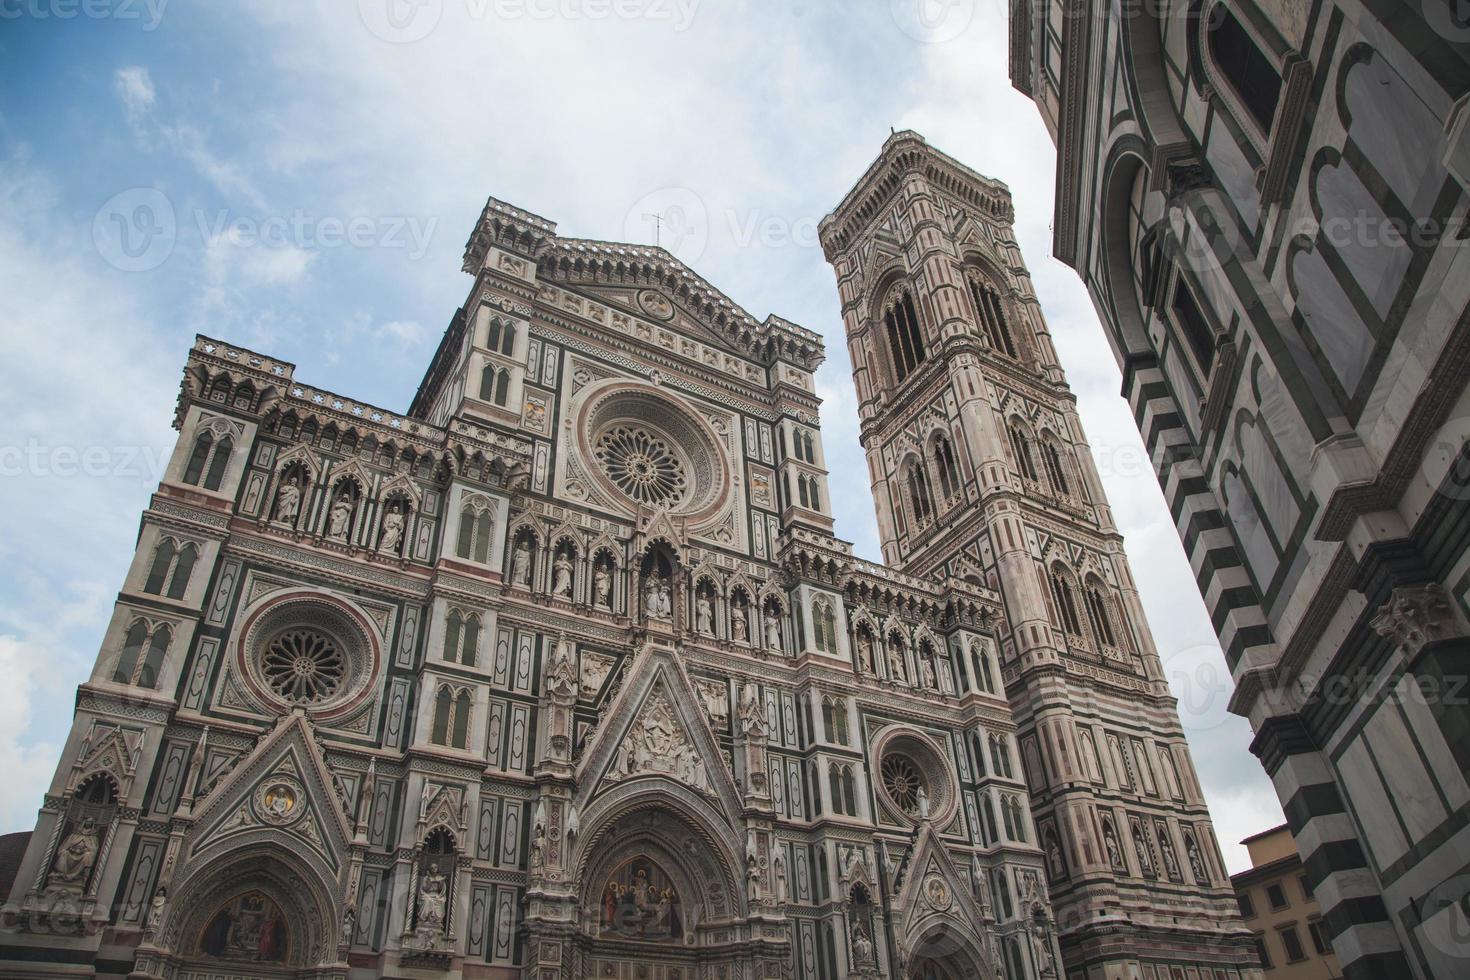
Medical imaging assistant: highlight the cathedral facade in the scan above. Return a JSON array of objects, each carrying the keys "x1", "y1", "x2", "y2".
[
  {"x1": 4, "y1": 134, "x2": 1252, "y2": 980},
  {"x1": 1010, "y1": 2, "x2": 1470, "y2": 977}
]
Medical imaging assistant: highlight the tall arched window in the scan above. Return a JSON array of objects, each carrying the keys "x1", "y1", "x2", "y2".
[
  {"x1": 1206, "y1": 3, "x2": 1282, "y2": 134},
  {"x1": 812, "y1": 598, "x2": 838, "y2": 655},
  {"x1": 990, "y1": 735, "x2": 1014, "y2": 779},
  {"x1": 431, "y1": 686, "x2": 452, "y2": 745},
  {"x1": 444, "y1": 610, "x2": 463, "y2": 664},
  {"x1": 143, "y1": 538, "x2": 177, "y2": 595},
  {"x1": 493, "y1": 369, "x2": 510, "y2": 406},
  {"x1": 1084, "y1": 581, "x2": 1118, "y2": 647},
  {"x1": 883, "y1": 288, "x2": 927, "y2": 382},
  {"x1": 1049, "y1": 567, "x2": 1083, "y2": 636},
  {"x1": 452, "y1": 690, "x2": 472, "y2": 749},
  {"x1": 113, "y1": 620, "x2": 171, "y2": 688},
  {"x1": 906, "y1": 459, "x2": 934, "y2": 526},
  {"x1": 1039, "y1": 435, "x2": 1070, "y2": 496},
  {"x1": 1008, "y1": 423, "x2": 1038, "y2": 482},
  {"x1": 456, "y1": 500, "x2": 495, "y2": 563},
  {"x1": 145, "y1": 539, "x2": 197, "y2": 597},
  {"x1": 460, "y1": 613, "x2": 480, "y2": 668},
  {"x1": 932, "y1": 434, "x2": 961, "y2": 502},
  {"x1": 182, "y1": 429, "x2": 233, "y2": 490},
  {"x1": 967, "y1": 273, "x2": 1017, "y2": 358}
]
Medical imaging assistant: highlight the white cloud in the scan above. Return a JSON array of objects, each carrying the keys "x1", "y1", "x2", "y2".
[{"x1": 114, "y1": 65, "x2": 156, "y2": 121}]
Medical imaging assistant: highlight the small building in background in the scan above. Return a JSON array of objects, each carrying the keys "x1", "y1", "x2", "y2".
[{"x1": 1233, "y1": 825, "x2": 1341, "y2": 978}]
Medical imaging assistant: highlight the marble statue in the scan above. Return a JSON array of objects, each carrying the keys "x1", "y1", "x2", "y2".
[
  {"x1": 593, "y1": 563, "x2": 612, "y2": 608},
  {"x1": 511, "y1": 539, "x2": 532, "y2": 587},
  {"x1": 50, "y1": 816, "x2": 100, "y2": 887},
  {"x1": 378, "y1": 504, "x2": 404, "y2": 553},
  {"x1": 274, "y1": 476, "x2": 301, "y2": 523},
  {"x1": 417, "y1": 862, "x2": 447, "y2": 927},
  {"x1": 551, "y1": 552, "x2": 573, "y2": 598},
  {"x1": 327, "y1": 492, "x2": 353, "y2": 540}
]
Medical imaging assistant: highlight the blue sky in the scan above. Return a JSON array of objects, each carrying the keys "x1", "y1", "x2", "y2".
[{"x1": 0, "y1": 0, "x2": 1283, "y2": 870}]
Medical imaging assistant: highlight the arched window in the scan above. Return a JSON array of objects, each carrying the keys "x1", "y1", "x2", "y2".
[
  {"x1": 1049, "y1": 567, "x2": 1083, "y2": 636},
  {"x1": 498, "y1": 321, "x2": 516, "y2": 356},
  {"x1": 1040, "y1": 435, "x2": 1070, "y2": 496},
  {"x1": 1206, "y1": 3, "x2": 1282, "y2": 134},
  {"x1": 967, "y1": 274, "x2": 1017, "y2": 358},
  {"x1": 984, "y1": 794, "x2": 999, "y2": 846},
  {"x1": 460, "y1": 614, "x2": 480, "y2": 668},
  {"x1": 1001, "y1": 793, "x2": 1017, "y2": 839},
  {"x1": 168, "y1": 544, "x2": 198, "y2": 599},
  {"x1": 906, "y1": 459, "x2": 934, "y2": 526},
  {"x1": 452, "y1": 690, "x2": 472, "y2": 749},
  {"x1": 494, "y1": 369, "x2": 510, "y2": 406},
  {"x1": 883, "y1": 288, "x2": 927, "y2": 382},
  {"x1": 431, "y1": 686, "x2": 452, "y2": 744},
  {"x1": 932, "y1": 434, "x2": 961, "y2": 502},
  {"x1": 182, "y1": 429, "x2": 232, "y2": 490},
  {"x1": 798, "y1": 475, "x2": 810, "y2": 509},
  {"x1": 113, "y1": 620, "x2": 170, "y2": 688},
  {"x1": 990, "y1": 735, "x2": 1014, "y2": 779},
  {"x1": 143, "y1": 538, "x2": 177, "y2": 595},
  {"x1": 1008, "y1": 423, "x2": 1038, "y2": 482},
  {"x1": 456, "y1": 501, "x2": 494, "y2": 563},
  {"x1": 480, "y1": 363, "x2": 497, "y2": 402},
  {"x1": 444, "y1": 610, "x2": 462, "y2": 664},
  {"x1": 1084, "y1": 581, "x2": 1118, "y2": 647},
  {"x1": 812, "y1": 598, "x2": 838, "y2": 655},
  {"x1": 802, "y1": 431, "x2": 815, "y2": 463}
]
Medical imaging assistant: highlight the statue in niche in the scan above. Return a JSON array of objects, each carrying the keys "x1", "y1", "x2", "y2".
[
  {"x1": 773, "y1": 851, "x2": 788, "y2": 905},
  {"x1": 326, "y1": 491, "x2": 353, "y2": 541},
  {"x1": 1103, "y1": 820, "x2": 1124, "y2": 870},
  {"x1": 644, "y1": 572, "x2": 672, "y2": 620},
  {"x1": 1045, "y1": 834, "x2": 1065, "y2": 880},
  {"x1": 888, "y1": 645, "x2": 908, "y2": 684},
  {"x1": 551, "y1": 552, "x2": 574, "y2": 598},
  {"x1": 1185, "y1": 833, "x2": 1208, "y2": 882},
  {"x1": 378, "y1": 503, "x2": 404, "y2": 553},
  {"x1": 856, "y1": 631, "x2": 874, "y2": 673},
  {"x1": 340, "y1": 899, "x2": 356, "y2": 945},
  {"x1": 1132, "y1": 823, "x2": 1154, "y2": 876},
  {"x1": 1159, "y1": 829, "x2": 1182, "y2": 880},
  {"x1": 746, "y1": 853, "x2": 761, "y2": 904},
  {"x1": 417, "y1": 862, "x2": 448, "y2": 928},
  {"x1": 274, "y1": 475, "x2": 302, "y2": 524},
  {"x1": 851, "y1": 922, "x2": 874, "y2": 964},
  {"x1": 918, "y1": 651, "x2": 936, "y2": 689},
  {"x1": 593, "y1": 562, "x2": 612, "y2": 609},
  {"x1": 732, "y1": 605, "x2": 749, "y2": 642},
  {"x1": 696, "y1": 592, "x2": 714, "y2": 634},
  {"x1": 916, "y1": 785, "x2": 930, "y2": 821},
  {"x1": 49, "y1": 816, "x2": 100, "y2": 888},
  {"x1": 146, "y1": 887, "x2": 168, "y2": 933},
  {"x1": 511, "y1": 539, "x2": 532, "y2": 587},
  {"x1": 599, "y1": 860, "x2": 682, "y2": 940},
  {"x1": 765, "y1": 610, "x2": 782, "y2": 651}
]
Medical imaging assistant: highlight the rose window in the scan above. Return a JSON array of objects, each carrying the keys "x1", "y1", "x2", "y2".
[
  {"x1": 594, "y1": 426, "x2": 690, "y2": 507},
  {"x1": 260, "y1": 629, "x2": 345, "y2": 704},
  {"x1": 881, "y1": 755, "x2": 927, "y2": 817}
]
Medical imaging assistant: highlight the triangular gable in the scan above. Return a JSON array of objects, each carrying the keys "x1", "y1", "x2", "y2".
[
  {"x1": 187, "y1": 713, "x2": 352, "y2": 876},
  {"x1": 575, "y1": 643, "x2": 743, "y2": 824},
  {"x1": 892, "y1": 824, "x2": 999, "y2": 980}
]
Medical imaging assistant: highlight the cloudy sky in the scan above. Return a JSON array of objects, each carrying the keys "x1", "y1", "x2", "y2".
[{"x1": 0, "y1": 0, "x2": 1283, "y2": 870}]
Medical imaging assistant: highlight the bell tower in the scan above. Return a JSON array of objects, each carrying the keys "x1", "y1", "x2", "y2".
[{"x1": 820, "y1": 132, "x2": 1260, "y2": 976}]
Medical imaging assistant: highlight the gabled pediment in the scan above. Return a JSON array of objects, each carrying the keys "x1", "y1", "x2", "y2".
[
  {"x1": 187, "y1": 713, "x2": 352, "y2": 876},
  {"x1": 892, "y1": 824, "x2": 998, "y2": 979},
  {"x1": 576, "y1": 643, "x2": 743, "y2": 825}
]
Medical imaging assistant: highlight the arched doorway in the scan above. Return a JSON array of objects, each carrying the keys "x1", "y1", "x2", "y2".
[
  {"x1": 909, "y1": 957, "x2": 968, "y2": 980},
  {"x1": 147, "y1": 845, "x2": 343, "y2": 980},
  {"x1": 567, "y1": 796, "x2": 752, "y2": 976}
]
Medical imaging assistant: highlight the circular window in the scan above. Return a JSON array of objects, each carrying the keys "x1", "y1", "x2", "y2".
[
  {"x1": 874, "y1": 729, "x2": 957, "y2": 826},
  {"x1": 594, "y1": 426, "x2": 689, "y2": 507},
  {"x1": 575, "y1": 384, "x2": 731, "y2": 519},
  {"x1": 236, "y1": 594, "x2": 378, "y2": 717},
  {"x1": 260, "y1": 629, "x2": 345, "y2": 704},
  {"x1": 881, "y1": 755, "x2": 928, "y2": 817}
]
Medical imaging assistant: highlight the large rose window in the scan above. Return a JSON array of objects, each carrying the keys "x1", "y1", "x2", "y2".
[
  {"x1": 576, "y1": 384, "x2": 730, "y2": 519},
  {"x1": 880, "y1": 755, "x2": 928, "y2": 817},
  {"x1": 594, "y1": 426, "x2": 690, "y2": 507},
  {"x1": 260, "y1": 629, "x2": 345, "y2": 704},
  {"x1": 874, "y1": 729, "x2": 957, "y2": 826}
]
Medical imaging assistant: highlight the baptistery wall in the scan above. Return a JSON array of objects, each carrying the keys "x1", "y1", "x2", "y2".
[{"x1": 2, "y1": 141, "x2": 1242, "y2": 980}]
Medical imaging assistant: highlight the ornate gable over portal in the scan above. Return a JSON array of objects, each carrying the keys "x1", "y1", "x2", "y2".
[
  {"x1": 185, "y1": 712, "x2": 353, "y2": 880},
  {"x1": 892, "y1": 823, "x2": 1002, "y2": 980},
  {"x1": 576, "y1": 642, "x2": 742, "y2": 823}
]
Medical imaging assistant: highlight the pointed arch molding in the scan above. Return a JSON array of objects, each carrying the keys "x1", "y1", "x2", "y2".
[{"x1": 893, "y1": 824, "x2": 1001, "y2": 980}]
